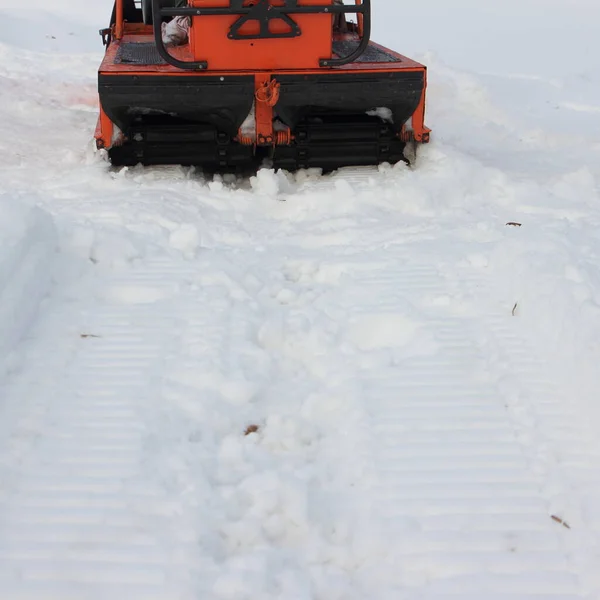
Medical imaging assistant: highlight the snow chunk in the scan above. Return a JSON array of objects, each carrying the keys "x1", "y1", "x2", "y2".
[
  {"x1": 169, "y1": 223, "x2": 201, "y2": 257},
  {"x1": 250, "y1": 168, "x2": 280, "y2": 198},
  {"x1": 250, "y1": 169, "x2": 292, "y2": 200},
  {"x1": 89, "y1": 229, "x2": 144, "y2": 267},
  {"x1": 366, "y1": 107, "x2": 393, "y2": 122}
]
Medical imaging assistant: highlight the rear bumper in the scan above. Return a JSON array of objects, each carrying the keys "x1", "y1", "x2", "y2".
[
  {"x1": 275, "y1": 71, "x2": 424, "y2": 132},
  {"x1": 98, "y1": 73, "x2": 255, "y2": 137},
  {"x1": 98, "y1": 69, "x2": 425, "y2": 138}
]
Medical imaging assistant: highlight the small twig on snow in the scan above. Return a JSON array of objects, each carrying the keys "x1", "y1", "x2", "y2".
[
  {"x1": 244, "y1": 424, "x2": 259, "y2": 436},
  {"x1": 551, "y1": 515, "x2": 571, "y2": 529}
]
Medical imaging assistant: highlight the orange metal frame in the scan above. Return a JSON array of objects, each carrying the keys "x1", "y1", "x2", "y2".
[
  {"x1": 96, "y1": 0, "x2": 430, "y2": 152},
  {"x1": 190, "y1": 0, "x2": 334, "y2": 70}
]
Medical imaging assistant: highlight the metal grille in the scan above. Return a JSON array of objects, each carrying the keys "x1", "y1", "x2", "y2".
[
  {"x1": 114, "y1": 41, "x2": 398, "y2": 67},
  {"x1": 115, "y1": 42, "x2": 166, "y2": 65},
  {"x1": 332, "y1": 40, "x2": 399, "y2": 63}
]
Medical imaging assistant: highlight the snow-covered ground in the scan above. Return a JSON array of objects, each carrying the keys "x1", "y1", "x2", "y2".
[
  {"x1": 0, "y1": 199, "x2": 56, "y2": 377},
  {"x1": 1, "y1": 1, "x2": 600, "y2": 598}
]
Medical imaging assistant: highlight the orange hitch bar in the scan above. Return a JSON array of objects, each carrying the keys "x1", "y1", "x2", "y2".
[{"x1": 254, "y1": 75, "x2": 279, "y2": 146}]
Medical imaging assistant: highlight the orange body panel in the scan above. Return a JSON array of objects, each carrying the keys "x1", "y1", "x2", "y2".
[
  {"x1": 189, "y1": 0, "x2": 334, "y2": 70},
  {"x1": 99, "y1": 31, "x2": 426, "y2": 75}
]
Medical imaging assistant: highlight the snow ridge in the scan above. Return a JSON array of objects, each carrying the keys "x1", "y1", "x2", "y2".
[{"x1": 0, "y1": 197, "x2": 57, "y2": 378}]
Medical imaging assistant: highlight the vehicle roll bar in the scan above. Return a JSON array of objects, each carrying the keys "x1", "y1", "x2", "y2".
[{"x1": 146, "y1": 0, "x2": 371, "y2": 70}]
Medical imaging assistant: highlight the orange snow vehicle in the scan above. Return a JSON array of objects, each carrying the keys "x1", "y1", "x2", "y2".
[{"x1": 96, "y1": 0, "x2": 430, "y2": 171}]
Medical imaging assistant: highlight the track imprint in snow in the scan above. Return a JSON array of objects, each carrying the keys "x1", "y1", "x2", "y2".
[
  {"x1": 101, "y1": 282, "x2": 180, "y2": 304},
  {"x1": 346, "y1": 313, "x2": 421, "y2": 350}
]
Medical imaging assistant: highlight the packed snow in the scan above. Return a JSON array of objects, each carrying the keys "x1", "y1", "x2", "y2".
[
  {"x1": 0, "y1": 198, "x2": 56, "y2": 377},
  {"x1": 1, "y1": 1, "x2": 600, "y2": 599}
]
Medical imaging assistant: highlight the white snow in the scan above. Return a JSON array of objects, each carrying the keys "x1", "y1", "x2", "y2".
[
  {"x1": 366, "y1": 107, "x2": 393, "y2": 122},
  {"x1": 0, "y1": 197, "x2": 57, "y2": 377},
  {"x1": 1, "y1": 0, "x2": 600, "y2": 598}
]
